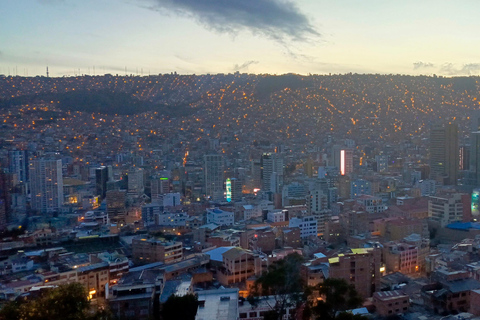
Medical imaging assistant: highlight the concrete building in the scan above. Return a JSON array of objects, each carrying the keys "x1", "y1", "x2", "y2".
[
  {"x1": 108, "y1": 269, "x2": 163, "y2": 320},
  {"x1": 141, "y1": 203, "x2": 162, "y2": 227},
  {"x1": 106, "y1": 190, "x2": 126, "y2": 225},
  {"x1": 375, "y1": 154, "x2": 388, "y2": 173},
  {"x1": 351, "y1": 179, "x2": 372, "y2": 198},
  {"x1": 8, "y1": 150, "x2": 29, "y2": 187},
  {"x1": 355, "y1": 195, "x2": 385, "y2": 213},
  {"x1": 127, "y1": 167, "x2": 144, "y2": 197},
  {"x1": 206, "y1": 208, "x2": 234, "y2": 226},
  {"x1": 429, "y1": 193, "x2": 464, "y2": 227},
  {"x1": 151, "y1": 176, "x2": 170, "y2": 201},
  {"x1": 328, "y1": 248, "x2": 381, "y2": 298},
  {"x1": 429, "y1": 123, "x2": 458, "y2": 185},
  {"x1": 131, "y1": 237, "x2": 183, "y2": 265},
  {"x1": 332, "y1": 146, "x2": 353, "y2": 176},
  {"x1": 267, "y1": 210, "x2": 285, "y2": 223},
  {"x1": 373, "y1": 291, "x2": 409, "y2": 316},
  {"x1": 260, "y1": 153, "x2": 284, "y2": 193},
  {"x1": 196, "y1": 288, "x2": 239, "y2": 320},
  {"x1": 383, "y1": 242, "x2": 420, "y2": 275},
  {"x1": 289, "y1": 215, "x2": 317, "y2": 238},
  {"x1": 29, "y1": 158, "x2": 63, "y2": 213},
  {"x1": 414, "y1": 179, "x2": 436, "y2": 196},
  {"x1": 216, "y1": 247, "x2": 262, "y2": 285},
  {"x1": 204, "y1": 154, "x2": 224, "y2": 201},
  {"x1": 422, "y1": 270, "x2": 480, "y2": 314}
]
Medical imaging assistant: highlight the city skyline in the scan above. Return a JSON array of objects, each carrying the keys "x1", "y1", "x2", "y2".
[{"x1": 2, "y1": 0, "x2": 480, "y2": 77}]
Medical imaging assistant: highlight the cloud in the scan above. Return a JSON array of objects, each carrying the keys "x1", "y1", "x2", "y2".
[
  {"x1": 233, "y1": 60, "x2": 259, "y2": 72},
  {"x1": 146, "y1": 0, "x2": 319, "y2": 42},
  {"x1": 439, "y1": 62, "x2": 480, "y2": 76},
  {"x1": 413, "y1": 61, "x2": 434, "y2": 70}
]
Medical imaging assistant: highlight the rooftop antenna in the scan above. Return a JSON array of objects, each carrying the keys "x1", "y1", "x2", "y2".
[{"x1": 46, "y1": 66, "x2": 49, "y2": 78}]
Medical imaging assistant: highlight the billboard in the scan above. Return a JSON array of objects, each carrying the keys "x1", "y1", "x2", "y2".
[{"x1": 226, "y1": 178, "x2": 232, "y2": 202}]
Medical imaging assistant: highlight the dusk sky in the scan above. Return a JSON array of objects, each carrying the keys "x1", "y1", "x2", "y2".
[{"x1": 1, "y1": 0, "x2": 480, "y2": 77}]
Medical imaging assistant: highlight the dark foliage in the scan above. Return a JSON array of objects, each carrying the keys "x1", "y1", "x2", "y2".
[
  {"x1": 160, "y1": 293, "x2": 198, "y2": 320},
  {"x1": 311, "y1": 278, "x2": 365, "y2": 320},
  {"x1": 0, "y1": 283, "x2": 111, "y2": 320},
  {"x1": 249, "y1": 253, "x2": 306, "y2": 320}
]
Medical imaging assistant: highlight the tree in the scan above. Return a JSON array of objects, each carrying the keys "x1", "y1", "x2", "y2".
[
  {"x1": 0, "y1": 283, "x2": 111, "y2": 320},
  {"x1": 160, "y1": 294, "x2": 198, "y2": 320},
  {"x1": 249, "y1": 253, "x2": 306, "y2": 320},
  {"x1": 310, "y1": 278, "x2": 366, "y2": 320}
]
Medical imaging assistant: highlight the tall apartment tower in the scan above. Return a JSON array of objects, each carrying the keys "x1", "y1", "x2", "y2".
[
  {"x1": 106, "y1": 189, "x2": 126, "y2": 225},
  {"x1": 332, "y1": 146, "x2": 353, "y2": 176},
  {"x1": 127, "y1": 167, "x2": 144, "y2": 197},
  {"x1": 204, "y1": 154, "x2": 224, "y2": 200},
  {"x1": 468, "y1": 131, "x2": 480, "y2": 187},
  {"x1": 29, "y1": 159, "x2": 63, "y2": 213},
  {"x1": 260, "y1": 153, "x2": 284, "y2": 193},
  {"x1": 430, "y1": 123, "x2": 458, "y2": 185},
  {"x1": 0, "y1": 170, "x2": 10, "y2": 229},
  {"x1": 8, "y1": 150, "x2": 29, "y2": 190},
  {"x1": 151, "y1": 177, "x2": 170, "y2": 202}
]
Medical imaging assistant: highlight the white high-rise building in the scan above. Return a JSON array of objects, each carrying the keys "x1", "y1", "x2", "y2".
[
  {"x1": 428, "y1": 193, "x2": 464, "y2": 227},
  {"x1": 261, "y1": 153, "x2": 284, "y2": 193},
  {"x1": 29, "y1": 159, "x2": 63, "y2": 213},
  {"x1": 204, "y1": 154, "x2": 224, "y2": 201}
]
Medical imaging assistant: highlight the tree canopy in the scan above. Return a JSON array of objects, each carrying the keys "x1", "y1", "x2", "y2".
[
  {"x1": 249, "y1": 253, "x2": 306, "y2": 320},
  {"x1": 309, "y1": 278, "x2": 366, "y2": 320},
  {"x1": 160, "y1": 294, "x2": 198, "y2": 320},
  {"x1": 0, "y1": 283, "x2": 110, "y2": 320}
]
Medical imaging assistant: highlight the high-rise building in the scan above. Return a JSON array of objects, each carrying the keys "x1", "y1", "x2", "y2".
[
  {"x1": 332, "y1": 146, "x2": 353, "y2": 176},
  {"x1": 429, "y1": 123, "x2": 458, "y2": 185},
  {"x1": 428, "y1": 192, "x2": 464, "y2": 227},
  {"x1": 0, "y1": 170, "x2": 10, "y2": 229},
  {"x1": 468, "y1": 131, "x2": 480, "y2": 187},
  {"x1": 106, "y1": 189, "x2": 126, "y2": 225},
  {"x1": 204, "y1": 154, "x2": 224, "y2": 201},
  {"x1": 29, "y1": 159, "x2": 63, "y2": 213},
  {"x1": 127, "y1": 167, "x2": 144, "y2": 197},
  {"x1": 252, "y1": 159, "x2": 262, "y2": 189},
  {"x1": 95, "y1": 166, "x2": 110, "y2": 200},
  {"x1": 351, "y1": 179, "x2": 372, "y2": 198},
  {"x1": 375, "y1": 154, "x2": 388, "y2": 173},
  {"x1": 305, "y1": 158, "x2": 314, "y2": 178},
  {"x1": 459, "y1": 145, "x2": 470, "y2": 171},
  {"x1": 151, "y1": 175, "x2": 170, "y2": 202},
  {"x1": 8, "y1": 150, "x2": 29, "y2": 185},
  {"x1": 260, "y1": 153, "x2": 284, "y2": 193}
]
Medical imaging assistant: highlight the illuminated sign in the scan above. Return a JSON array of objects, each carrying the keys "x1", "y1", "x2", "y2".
[
  {"x1": 226, "y1": 178, "x2": 232, "y2": 202},
  {"x1": 340, "y1": 150, "x2": 345, "y2": 175},
  {"x1": 472, "y1": 189, "x2": 480, "y2": 216},
  {"x1": 160, "y1": 177, "x2": 168, "y2": 181}
]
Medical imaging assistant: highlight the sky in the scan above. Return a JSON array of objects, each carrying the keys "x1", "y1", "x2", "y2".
[{"x1": 1, "y1": 0, "x2": 480, "y2": 77}]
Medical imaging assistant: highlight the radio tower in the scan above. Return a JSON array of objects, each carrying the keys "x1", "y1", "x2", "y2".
[{"x1": 46, "y1": 66, "x2": 49, "y2": 78}]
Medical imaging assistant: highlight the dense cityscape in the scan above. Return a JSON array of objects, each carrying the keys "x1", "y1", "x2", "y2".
[{"x1": 0, "y1": 72, "x2": 480, "y2": 319}]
